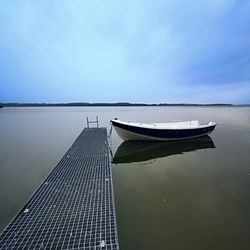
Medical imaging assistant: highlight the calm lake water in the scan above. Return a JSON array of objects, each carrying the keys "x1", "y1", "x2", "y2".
[{"x1": 0, "y1": 107, "x2": 250, "y2": 250}]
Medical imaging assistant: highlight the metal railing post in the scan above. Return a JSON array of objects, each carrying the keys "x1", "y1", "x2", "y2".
[{"x1": 86, "y1": 116, "x2": 99, "y2": 128}]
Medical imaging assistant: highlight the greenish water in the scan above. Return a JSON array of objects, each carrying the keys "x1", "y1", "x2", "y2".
[{"x1": 0, "y1": 107, "x2": 250, "y2": 250}]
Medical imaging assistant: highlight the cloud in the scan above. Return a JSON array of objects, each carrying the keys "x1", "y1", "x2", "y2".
[{"x1": 0, "y1": 0, "x2": 249, "y2": 103}]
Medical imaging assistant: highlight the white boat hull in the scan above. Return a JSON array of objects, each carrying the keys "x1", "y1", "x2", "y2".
[
  {"x1": 113, "y1": 125, "x2": 214, "y2": 141},
  {"x1": 111, "y1": 119, "x2": 217, "y2": 141}
]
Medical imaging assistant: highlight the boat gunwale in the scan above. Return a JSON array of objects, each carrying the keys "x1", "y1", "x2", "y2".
[{"x1": 111, "y1": 119, "x2": 217, "y2": 131}]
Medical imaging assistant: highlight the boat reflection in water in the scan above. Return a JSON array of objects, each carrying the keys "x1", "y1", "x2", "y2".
[{"x1": 112, "y1": 135, "x2": 215, "y2": 164}]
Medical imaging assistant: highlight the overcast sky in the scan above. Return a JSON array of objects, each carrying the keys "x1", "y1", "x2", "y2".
[{"x1": 0, "y1": 0, "x2": 250, "y2": 104}]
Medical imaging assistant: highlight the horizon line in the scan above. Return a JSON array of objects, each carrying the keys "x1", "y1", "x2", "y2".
[{"x1": 1, "y1": 102, "x2": 250, "y2": 107}]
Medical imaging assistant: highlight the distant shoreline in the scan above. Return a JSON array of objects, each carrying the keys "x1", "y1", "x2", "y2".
[{"x1": 0, "y1": 102, "x2": 250, "y2": 107}]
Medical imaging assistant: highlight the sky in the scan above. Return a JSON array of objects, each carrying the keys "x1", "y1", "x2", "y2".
[{"x1": 0, "y1": 0, "x2": 250, "y2": 104}]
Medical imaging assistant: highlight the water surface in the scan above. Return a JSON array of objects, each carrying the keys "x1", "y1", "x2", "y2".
[{"x1": 0, "y1": 107, "x2": 249, "y2": 250}]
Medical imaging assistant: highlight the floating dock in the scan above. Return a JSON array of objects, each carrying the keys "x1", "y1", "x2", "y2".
[{"x1": 0, "y1": 128, "x2": 119, "y2": 249}]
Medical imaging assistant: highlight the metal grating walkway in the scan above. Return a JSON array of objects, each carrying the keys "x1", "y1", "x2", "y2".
[{"x1": 0, "y1": 128, "x2": 119, "y2": 250}]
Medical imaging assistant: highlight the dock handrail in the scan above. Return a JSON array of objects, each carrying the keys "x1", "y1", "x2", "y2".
[{"x1": 86, "y1": 116, "x2": 99, "y2": 128}]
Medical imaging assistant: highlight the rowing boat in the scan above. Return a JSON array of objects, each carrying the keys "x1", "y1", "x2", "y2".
[{"x1": 111, "y1": 118, "x2": 216, "y2": 141}]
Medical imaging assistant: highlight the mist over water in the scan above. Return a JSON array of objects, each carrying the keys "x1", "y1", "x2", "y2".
[{"x1": 0, "y1": 107, "x2": 250, "y2": 250}]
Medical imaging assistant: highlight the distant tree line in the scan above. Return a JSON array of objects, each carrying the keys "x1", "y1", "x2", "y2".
[{"x1": 1, "y1": 102, "x2": 247, "y2": 108}]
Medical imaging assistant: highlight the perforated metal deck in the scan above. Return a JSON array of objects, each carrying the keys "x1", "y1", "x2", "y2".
[{"x1": 0, "y1": 128, "x2": 119, "y2": 249}]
